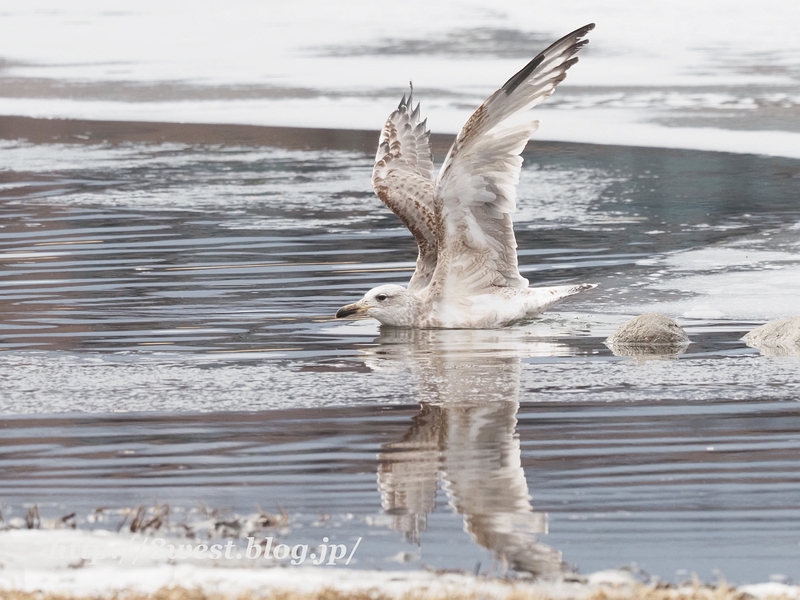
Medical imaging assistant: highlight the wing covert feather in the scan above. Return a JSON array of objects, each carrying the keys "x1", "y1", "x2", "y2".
[{"x1": 431, "y1": 24, "x2": 594, "y2": 296}]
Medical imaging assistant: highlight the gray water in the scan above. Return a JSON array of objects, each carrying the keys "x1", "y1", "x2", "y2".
[{"x1": 1, "y1": 129, "x2": 800, "y2": 583}]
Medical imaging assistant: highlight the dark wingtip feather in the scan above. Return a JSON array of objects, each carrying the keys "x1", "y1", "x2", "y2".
[
  {"x1": 501, "y1": 55, "x2": 545, "y2": 96},
  {"x1": 501, "y1": 23, "x2": 595, "y2": 96}
]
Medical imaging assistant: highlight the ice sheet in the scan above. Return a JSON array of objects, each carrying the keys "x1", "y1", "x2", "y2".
[{"x1": 1, "y1": 1, "x2": 799, "y2": 156}]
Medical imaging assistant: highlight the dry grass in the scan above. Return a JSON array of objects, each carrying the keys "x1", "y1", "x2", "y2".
[
  {"x1": 0, "y1": 582, "x2": 795, "y2": 600},
  {"x1": 583, "y1": 582, "x2": 755, "y2": 600},
  {"x1": 1, "y1": 502, "x2": 288, "y2": 538}
]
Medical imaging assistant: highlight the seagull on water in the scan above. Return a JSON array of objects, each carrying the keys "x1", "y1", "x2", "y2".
[{"x1": 336, "y1": 24, "x2": 597, "y2": 328}]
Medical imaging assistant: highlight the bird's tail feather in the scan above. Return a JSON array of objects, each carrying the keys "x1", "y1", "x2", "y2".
[{"x1": 526, "y1": 283, "x2": 597, "y2": 314}]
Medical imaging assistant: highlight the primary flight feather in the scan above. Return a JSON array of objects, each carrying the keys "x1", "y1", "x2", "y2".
[{"x1": 336, "y1": 24, "x2": 597, "y2": 328}]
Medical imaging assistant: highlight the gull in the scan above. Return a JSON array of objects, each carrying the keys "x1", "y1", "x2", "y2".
[{"x1": 336, "y1": 24, "x2": 597, "y2": 328}]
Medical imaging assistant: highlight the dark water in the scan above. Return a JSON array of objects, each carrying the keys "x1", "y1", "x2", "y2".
[{"x1": 1, "y1": 130, "x2": 800, "y2": 583}]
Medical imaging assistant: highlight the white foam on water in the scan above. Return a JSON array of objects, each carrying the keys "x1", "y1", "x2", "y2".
[
  {"x1": 631, "y1": 246, "x2": 800, "y2": 320},
  {"x1": 533, "y1": 109, "x2": 800, "y2": 160}
]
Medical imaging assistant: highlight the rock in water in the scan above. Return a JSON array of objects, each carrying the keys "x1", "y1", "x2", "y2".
[
  {"x1": 605, "y1": 313, "x2": 690, "y2": 357},
  {"x1": 743, "y1": 317, "x2": 800, "y2": 357}
]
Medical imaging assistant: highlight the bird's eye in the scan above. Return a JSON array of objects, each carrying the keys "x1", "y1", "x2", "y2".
[{"x1": 376, "y1": 294, "x2": 388, "y2": 301}]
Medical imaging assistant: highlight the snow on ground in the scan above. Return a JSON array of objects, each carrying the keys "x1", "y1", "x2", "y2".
[
  {"x1": 1, "y1": 529, "x2": 799, "y2": 599},
  {"x1": 1, "y1": 1, "x2": 800, "y2": 157}
]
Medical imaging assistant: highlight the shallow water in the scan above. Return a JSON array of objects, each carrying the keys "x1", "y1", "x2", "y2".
[{"x1": 1, "y1": 132, "x2": 800, "y2": 583}]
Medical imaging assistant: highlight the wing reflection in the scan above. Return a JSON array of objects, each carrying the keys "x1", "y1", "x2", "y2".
[{"x1": 366, "y1": 328, "x2": 569, "y2": 578}]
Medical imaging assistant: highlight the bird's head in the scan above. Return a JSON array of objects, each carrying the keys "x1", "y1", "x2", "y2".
[{"x1": 335, "y1": 284, "x2": 420, "y2": 327}]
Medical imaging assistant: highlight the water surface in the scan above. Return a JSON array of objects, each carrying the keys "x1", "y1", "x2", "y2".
[{"x1": 1, "y1": 125, "x2": 799, "y2": 583}]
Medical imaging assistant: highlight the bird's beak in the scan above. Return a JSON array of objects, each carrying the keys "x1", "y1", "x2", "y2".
[{"x1": 335, "y1": 300, "x2": 369, "y2": 319}]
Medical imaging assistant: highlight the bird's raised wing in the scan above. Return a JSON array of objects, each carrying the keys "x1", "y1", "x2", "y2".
[
  {"x1": 431, "y1": 24, "x2": 594, "y2": 296},
  {"x1": 373, "y1": 91, "x2": 438, "y2": 293}
]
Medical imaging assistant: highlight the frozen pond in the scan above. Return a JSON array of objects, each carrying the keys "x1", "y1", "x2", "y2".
[
  {"x1": 2, "y1": 0, "x2": 800, "y2": 157},
  {"x1": 1, "y1": 122, "x2": 799, "y2": 583}
]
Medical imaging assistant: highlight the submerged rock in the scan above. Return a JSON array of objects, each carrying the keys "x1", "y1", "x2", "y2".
[
  {"x1": 605, "y1": 313, "x2": 690, "y2": 358},
  {"x1": 743, "y1": 316, "x2": 800, "y2": 357}
]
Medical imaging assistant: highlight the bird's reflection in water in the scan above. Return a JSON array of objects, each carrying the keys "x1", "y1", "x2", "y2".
[{"x1": 364, "y1": 328, "x2": 573, "y2": 578}]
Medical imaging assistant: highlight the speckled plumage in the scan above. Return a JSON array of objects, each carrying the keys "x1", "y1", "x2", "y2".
[{"x1": 337, "y1": 24, "x2": 598, "y2": 329}]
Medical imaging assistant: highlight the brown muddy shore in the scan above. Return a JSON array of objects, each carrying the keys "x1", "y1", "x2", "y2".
[
  {"x1": 0, "y1": 114, "x2": 618, "y2": 159},
  {"x1": 0, "y1": 114, "x2": 427, "y2": 153}
]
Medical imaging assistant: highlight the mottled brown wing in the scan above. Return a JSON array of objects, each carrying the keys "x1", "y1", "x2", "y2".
[{"x1": 373, "y1": 91, "x2": 438, "y2": 293}]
